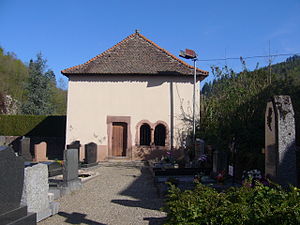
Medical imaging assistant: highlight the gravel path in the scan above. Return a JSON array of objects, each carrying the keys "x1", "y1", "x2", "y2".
[{"x1": 39, "y1": 162, "x2": 166, "y2": 225}]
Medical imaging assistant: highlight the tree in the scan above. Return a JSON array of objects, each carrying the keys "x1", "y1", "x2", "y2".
[
  {"x1": 199, "y1": 57, "x2": 300, "y2": 172},
  {"x1": 21, "y1": 53, "x2": 54, "y2": 115}
]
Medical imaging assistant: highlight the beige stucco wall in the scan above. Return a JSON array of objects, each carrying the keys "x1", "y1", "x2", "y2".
[{"x1": 66, "y1": 75, "x2": 200, "y2": 160}]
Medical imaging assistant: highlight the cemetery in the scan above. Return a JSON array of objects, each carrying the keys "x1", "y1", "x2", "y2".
[
  {"x1": 0, "y1": 32, "x2": 300, "y2": 224},
  {"x1": 1, "y1": 93, "x2": 300, "y2": 224}
]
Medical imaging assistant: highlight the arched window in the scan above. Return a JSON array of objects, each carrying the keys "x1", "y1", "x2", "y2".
[
  {"x1": 154, "y1": 124, "x2": 166, "y2": 146},
  {"x1": 140, "y1": 123, "x2": 151, "y2": 146}
]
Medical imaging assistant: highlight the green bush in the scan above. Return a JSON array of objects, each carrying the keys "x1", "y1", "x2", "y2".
[
  {"x1": 0, "y1": 115, "x2": 66, "y2": 137},
  {"x1": 163, "y1": 182, "x2": 300, "y2": 225}
]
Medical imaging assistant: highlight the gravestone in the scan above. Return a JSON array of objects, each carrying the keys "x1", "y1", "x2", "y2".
[
  {"x1": 195, "y1": 139, "x2": 205, "y2": 159},
  {"x1": 0, "y1": 136, "x2": 5, "y2": 145},
  {"x1": 21, "y1": 163, "x2": 58, "y2": 222},
  {"x1": 67, "y1": 140, "x2": 81, "y2": 161},
  {"x1": 33, "y1": 142, "x2": 48, "y2": 162},
  {"x1": 0, "y1": 146, "x2": 36, "y2": 225},
  {"x1": 213, "y1": 150, "x2": 227, "y2": 174},
  {"x1": 20, "y1": 137, "x2": 32, "y2": 161},
  {"x1": 265, "y1": 95, "x2": 297, "y2": 187},
  {"x1": 83, "y1": 142, "x2": 98, "y2": 167},
  {"x1": 47, "y1": 161, "x2": 63, "y2": 177},
  {"x1": 62, "y1": 148, "x2": 82, "y2": 195}
]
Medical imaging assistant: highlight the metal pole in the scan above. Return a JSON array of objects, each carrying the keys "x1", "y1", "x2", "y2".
[
  {"x1": 269, "y1": 40, "x2": 272, "y2": 84},
  {"x1": 193, "y1": 59, "x2": 196, "y2": 156}
]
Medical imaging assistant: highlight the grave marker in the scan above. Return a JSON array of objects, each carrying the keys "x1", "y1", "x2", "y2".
[
  {"x1": 62, "y1": 148, "x2": 82, "y2": 195},
  {"x1": 83, "y1": 142, "x2": 98, "y2": 167},
  {"x1": 21, "y1": 163, "x2": 58, "y2": 222},
  {"x1": 0, "y1": 146, "x2": 36, "y2": 225},
  {"x1": 20, "y1": 137, "x2": 32, "y2": 161},
  {"x1": 265, "y1": 95, "x2": 297, "y2": 187},
  {"x1": 67, "y1": 140, "x2": 81, "y2": 161},
  {"x1": 33, "y1": 142, "x2": 48, "y2": 162}
]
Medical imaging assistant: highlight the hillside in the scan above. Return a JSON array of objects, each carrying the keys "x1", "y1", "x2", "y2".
[
  {"x1": 0, "y1": 48, "x2": 28, "y2": 102},
  {"x1": 199, "y1": 55, "x2": 300, "y2": 173},
  {"x1": 202, "y1": 55, "x2": 300, "y2": 96},
  {"x1": 0, "y1": 47, "x2": 67, "y2": 115}
]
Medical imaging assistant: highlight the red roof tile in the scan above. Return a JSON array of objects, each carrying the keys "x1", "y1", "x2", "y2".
[{"x1": 61, "y1": 32, "x2": 209, "y2": 80}]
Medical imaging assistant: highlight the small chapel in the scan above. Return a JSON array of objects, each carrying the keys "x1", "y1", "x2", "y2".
[{"x1": 62, "y1": 31, "x2": 208, "y2": 161}]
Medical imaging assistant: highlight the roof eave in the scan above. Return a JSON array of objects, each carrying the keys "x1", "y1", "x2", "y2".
[{"x1": 61, "y1": 71, "x2": 208, "y2": 81}]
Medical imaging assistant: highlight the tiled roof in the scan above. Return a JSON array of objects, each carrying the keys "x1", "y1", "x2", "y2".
[{"x1": 61, "y1": 32, "x2": 209, "y2": 80}]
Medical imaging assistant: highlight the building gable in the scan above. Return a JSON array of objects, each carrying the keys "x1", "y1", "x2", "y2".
[{"x1": 62, "y1": 32, "x2": 208, "y2": 79}]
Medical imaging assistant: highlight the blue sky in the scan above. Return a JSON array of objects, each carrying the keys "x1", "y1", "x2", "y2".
[{"x1": 1, "y1": 0, "x2": 300, "y2": 89}]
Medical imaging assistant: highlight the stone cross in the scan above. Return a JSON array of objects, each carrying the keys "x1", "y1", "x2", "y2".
[{"x1": 265, "y1": 95, "x2": 297, "y2": 187}]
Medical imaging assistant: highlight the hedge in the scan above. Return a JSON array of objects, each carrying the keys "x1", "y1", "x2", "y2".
[
  {"x1": 0, "y1": 115, "x2": 66, "y2": 137},
  {"x1": 164, "y1": 182, "x2": 300, "y2": 225}
]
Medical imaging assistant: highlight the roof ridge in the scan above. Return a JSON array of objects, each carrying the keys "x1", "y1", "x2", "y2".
[{"x1": 136, "y1": 33, "x2": 208, "y2": 75}]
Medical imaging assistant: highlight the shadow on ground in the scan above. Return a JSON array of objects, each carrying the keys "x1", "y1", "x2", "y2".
[
  {"x1": 58, "y1": 212, "x2": 106, "y2": 225},
  {"x1": 143, "y1": 217, "x2": 166, "y2": 225},
  {"x1": 110, "y1": 164, "x2": 167, "y2": 223}
]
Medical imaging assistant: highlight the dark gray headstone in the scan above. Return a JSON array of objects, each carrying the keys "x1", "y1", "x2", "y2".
[
  {"x1": 265, "y1": 95, "x2": 297, "y2": 187},
  {"x1": 213, "y1": 150, "x2": 227, "y2": 173},
  {"x1": 0, "y1": 146, "x2": 36, "y2": 225},
  {"x1": 0, "y1": 146, "x2": 24, "y2": 214},
  {"x1": 20, "y1": 137, "x2": 32, "y2": 161},
  {"x1": 84, "y1": 142, "x2": 97, "y2": 164},
  {"x1": 67, "y1": 141, "x2": 81, "y2": 162},
  {"x1": 63, "y1": 148, "x2": 79, "y2": 182},
  {"x1": 61, "y1": 148, "x2": 81, "y2": 195}
]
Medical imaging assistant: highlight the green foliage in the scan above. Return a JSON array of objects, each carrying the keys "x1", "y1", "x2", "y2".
[
  {"x1": 21, "y1": 53, "x2": 54, "y2": 115},
  {"x1": 0, "y1": 47, "x2": 67, "y2": 115},
  {"x1": 0, "y1": 114, "x2": 66, "y2": 137},
  {"x1": 200, "y1": 56, "x2": 300, "y2": 171},
  {"x1": 50, "y1": 84, "x2": 67, "y2": 115},
  {"x1": 164, "y1": 183, "x2": 300, "y2": 225},
  {"x1": 0, "y1": 47, "x2": 29, "y2": 104}
]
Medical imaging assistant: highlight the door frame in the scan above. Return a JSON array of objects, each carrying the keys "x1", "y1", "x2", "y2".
[{"x1": 107, "y1": 116, "x2": 132, "y2": 158}]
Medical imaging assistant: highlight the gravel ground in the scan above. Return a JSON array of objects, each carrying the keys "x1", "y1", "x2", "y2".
[{"x1": 39, "y1": 162, "x2": 166, "y2": 225}]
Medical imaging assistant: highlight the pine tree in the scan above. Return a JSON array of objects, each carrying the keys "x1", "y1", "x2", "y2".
[{"x1": 21, "y1": 53, "x2": 54, "y2": 115}]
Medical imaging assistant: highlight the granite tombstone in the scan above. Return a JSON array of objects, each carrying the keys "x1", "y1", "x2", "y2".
[
  {"x1": 20, "y1": 137, "x2": 32, "y2": 161},
  {"x1": 21, "y1": 163, "x2": 59, "y2": 222},
  {"x1": 0, "y1": 146, "x2": 36, "y2": 225},
  {"x1": 67, "y1": 141, "x2": 81, "y2": 161},
  {"x1": 62, "y1": 148, "x2": 82, "y2": 195},
  {"x1": 83, "y1": 142, "x2": 98, "y2": 167},
  {"x1": 265, "y1": 95, "x2": 297, "y2": 187}
]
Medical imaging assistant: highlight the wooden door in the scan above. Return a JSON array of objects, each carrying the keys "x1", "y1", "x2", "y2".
[{"x1": 112, "y1": 122, "x2": 127, "y2": 156}]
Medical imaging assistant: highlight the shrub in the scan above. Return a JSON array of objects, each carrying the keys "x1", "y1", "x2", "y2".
[
  {"x1": 163, "y1": 182, "x2": 300, "y2": 225},
  {"x1": 0, "y1": 115, "x2": 66, "y2": 137}
]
